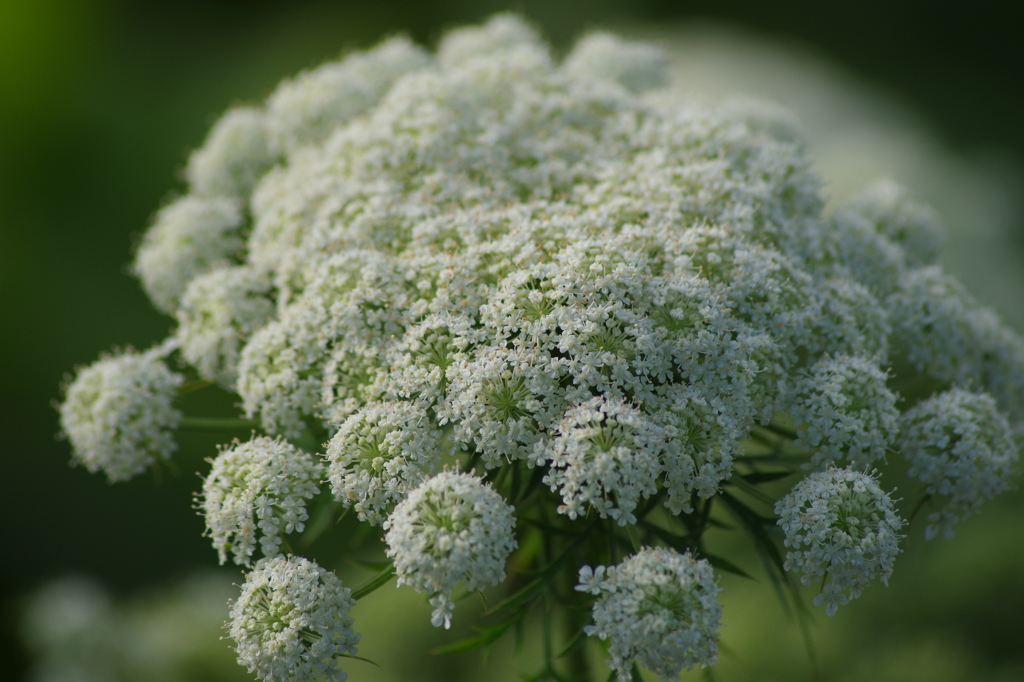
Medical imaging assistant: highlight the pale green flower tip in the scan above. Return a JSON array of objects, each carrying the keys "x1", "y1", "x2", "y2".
[
  {"x1": 583, "y1": 547, "x2": 721, "y2": 681},
  {"x1": 562, "y1": 31, "x2": 669, "y2": 94},
  {"x1": 59, "y1": 345, "x2": 184, "y2": 483},
  {"x1": 186, "y1": 106, "x2": 278, "y2": 200},
  {"x1": 133, "y1": 194, "x2": 245, "y2": 314},
  {"x1": 229, "y1": 556, "x2": 359, "y2": 682},
  {"x1": 437, "y1": 13, "x2": 545, "y2": 67}
]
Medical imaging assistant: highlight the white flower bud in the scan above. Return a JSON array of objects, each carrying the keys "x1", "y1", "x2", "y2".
[
  {"x1": 186, "y1": 106, "x2": 278, "y2": 200},
  {"x1": 133, "y1": 195, "x2": 244, "y2": 314},
  {"x1": 325, "y1": 401, "x2": 443, "y2": 524},
  {"x1": 59, "y1": 344, "x2": 182, "y2": 482},
  {"x1": 384, "y1": 472, "x2": 517, "y2": 628},
  {"x1": 175, "y1": 265, "x2": 275, "y2": 388},
  {"x1": 776, "y1": 467, "x2": 904, "y2": 615},
  {"x1": 563, "y1": 32, "x2": 669, "y2": 93},
  {"x1": 229, "y1": 556, "x2": 359, "y2": 682},
  {"x1": 898, "y1": 388, "x2": 1019, "y2": 539},
  {"x1": 789, "y1": 355, "x2": 899, "y2": 470},
  {"x1": 199, "y1": 436, "x2": 322, "y2": 566},
  {"x1": 579, "y1": 547, "x2": 721, "y2": 681}
]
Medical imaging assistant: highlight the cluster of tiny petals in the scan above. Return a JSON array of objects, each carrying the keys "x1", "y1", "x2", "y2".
[
  {"x1": 200, "y1": 436, "x2": 322, "y2": 566},
  {"x1": 775, "y1": 467, "x2": 904, "y2": 616},
  {"x1": 898, "y1": 388, "x2": 1019, "y2": 539},
  {"x1": 229, "y1": 555, "x2": 359, "y2": 682},
  {"x1": 789, "y1": 355, "x2": 899, "y2": 470},
  {"x1": 133, "y1": 195, "x2": 244, "y2": 314},
  {"x1": 59, "y1": 342, "x2": 183, "y2": 483},
  {"x1": 888, "y1": 266, "x2": 1024, "y2": 422},
  {"x1": 176, "y1": 265, "x2": 276, "y2": 388},
  {"x1": 576, "y1": 547, "x2": 721, "y2": 681},
  {"x1": 537, "y1": 395, "x2": 664, "y2": 525},
  {"x1": 561, "y1": 31, "x2": 669, "y2": 93},
  {"x1": 325, "y1": 400, "x2": 443, "y2": 525},
  {"x1": 384, "y1": 472, "x2": 517, "y2": 629}
]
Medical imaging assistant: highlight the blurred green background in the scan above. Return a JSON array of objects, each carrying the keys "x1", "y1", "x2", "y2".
[{"x1": 2, "y1": 1, "x2": 1023, "y2": 680}]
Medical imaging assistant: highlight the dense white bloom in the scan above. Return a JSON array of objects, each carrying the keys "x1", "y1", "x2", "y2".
[
  {"x1": 325, "y1": 401, "x2": 443, "y2": 524},
  {"x1": 59, "y1": 343, "x2": 183, "y2": 483},
  {"x1": 199, "y1": 436, "x2": 322, "y2": 566},
  {"x1": 436, "y1": 13, "x2": 543, "y2": 67},
  {"x1": 538, "y1": 395, "x2": 664, "y2": 525},
  {"x1": 789, "y1": 355, "x2": 899, "y2": 470},
  {"x1": 888, "y1": 266, "x2": 1024, "y2": 421},
  {"x1": 384, "y1": 472, "x2": 517, "y2": 628},
  {"x1": 229, "y1": 556, "x2": 359, "y2": 682},
  {"x1": 562, "y1": 32, "x2": 669, "y2": 93},
  {"x1": 186, "y1": 106, "x2": 278, "y2": 200},
  {"x1": 133, "y1": 195, "x2": 244, "y2": 314},
  {"x1": 176, "y1": 265, "x2": 276, "y2": 387},
  {"x1": 578, "y1": 547, "x2": 721, "y2": 681},
  {"x1": 898, "y1": 388, "x2": 1019, "y2": 539},
  {"x1": 776, "y1": 467, "x2": 903, "y2": 615},
  {"x1": 267, "y1": 36, "x2": 430, "y2": 154}
]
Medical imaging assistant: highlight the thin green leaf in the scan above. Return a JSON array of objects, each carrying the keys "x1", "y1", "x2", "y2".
[
  {"x1": 556, "y1": 627, "x2": 588, "y2": 660},
  {"x1": 430, "y1": 618, "x2": 518, "y2": 655},
  {"x1": 700, "y1": 550, "x2": 755, "y2": 581},
  {"x1": 351, "y1": 566, "x2": 395, "y2": 601},
  {"x1": 740, "y1": 471, "x2": 797, "y2": 485},
  {"x1": 726, "y1": 474, "x2": 777, "y2": 507},
  {"x1": 339, "y1": 652, "x2": 380, "y2": 667}
]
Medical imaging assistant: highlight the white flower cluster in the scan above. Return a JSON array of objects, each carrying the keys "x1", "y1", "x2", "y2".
[
  {"x1": 228, "y1": 555, "x2": 359, "y2": 682},
  {"x1": 776, "y1": 467, "x2": 904, "y2": 615},
  {"x1": 325, "y1": 401, "x2": 443, "y2": 524},
  {"x1": 61, "y1": 12, "x2": 1024, "y2": 680},
  {"x1": 788, "y1": 355, "x2": 899, "y2": 470},
  {"x1": 200, "y1": 436, "x2": 322, "y2": 565},
  {"x1": 176, "y1": 265, "x2": 276, "y2": 387},
  {"x1": 384, "y1": 472, "x2": 517, "y2": 628},
  {"x1": 576, "y1": 547, "x2": 721, "y2": 681},
  {"x1": 536, "y1": 395, "x2": 664, "y2": 525},
  {"x1": 898, "y1": 388, "x2": 1019, "y2": 539},
  {"x1": 59, "y1": 343, "x2": 183, "y2": 482}
]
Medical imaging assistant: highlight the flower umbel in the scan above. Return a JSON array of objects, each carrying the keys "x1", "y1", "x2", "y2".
[
  {"x1": 384, "y1": 471, "x2": 517, "y2": 628},
  {"x1": 228, "y1": 555, "x2": 359, "y2": 682},
  {"x1": 776, "y1": 467, "x2": 904, "y2": 615},
  {"x1": 58, "y1": 343, "x2": 183, "y2": 483},
  {"x1": 578, "y1": 547, "x2": 722, "y2": 681}
]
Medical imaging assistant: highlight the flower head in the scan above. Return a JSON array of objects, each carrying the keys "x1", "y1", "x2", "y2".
[
  {"x1": 788, "y1": 355, "x2": 899, "y2": 470},
  {"x1": 325, "y1": 400, "x2": 443, "y2": 524},
  {"x1": 898, "y1": 388, "x2": 1019, "y2": 539},
  {"x1": 132, "y1": 196, "x2": 244, "y2": 314},
  {"x1": 228, "y1": 555, "x2": 359, "y2": 682},
  {"x1": 175, "y1": 265, "x2": 276, "y2": 388},
  {"x1": 58, "y1": 343, "x2": 183, "y2": 482},
  {"x1": 384, "y1": 471, "x2": 517, "y2": 628},
  {"x1": 579, "y1": 547, "x2": 721, "y2": 681},
  {"x1": 200, "y1": 436, "x2": 322, "y2": 565},
  {"x1": 776, "y1": 467, "x2": 904, "y2": 615}
]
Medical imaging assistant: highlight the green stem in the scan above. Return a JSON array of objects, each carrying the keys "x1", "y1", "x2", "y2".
[{"x1": 178, "y1": 417, "x2": 259, "y2": 432}]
